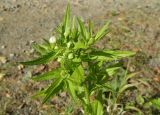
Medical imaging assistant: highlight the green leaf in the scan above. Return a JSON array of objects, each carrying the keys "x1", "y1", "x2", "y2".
[
  {"x1": 136, "y1": 95, "x2": 144, "y2": 105},
  {"x1": 66, "y1": 65, "x2": 85, "y2": 100},
  {"x1": 32, "y1": 68, "x2": 61, "y2": 81},
  {"x1": 20, "y1": 51, "x2": 56, "y2": 65},
  {"x1": 32, "y1": 43, "x2": 46, "y2": 55},
  {"x1": 43, "y1": 77, "x2": 64, "y2": 103},
  {"x1": 71, "y1": 16, "x2": 79, "y2": 41},
  {"x1": 66, "y1": 79, "x2": 77, "y2": 100},
  {"x1": 91, "y1": 100, "x2": 104, "y2": 115},
  {"x1": 90, "y1": 50, "x2": 135, "y2": 61},
  {"x1": 77, "y1": 17, "x2": 87, "y2": 41},
  {"x1": 125, "y1": 105, "x2": 144, "y2": 115},
  {"x1": 151, "y1": 98, "x2": 160, "y2": 109},
  {"x1": 31, "y1": 89, "x2": 46, "y2": 99},
  {"x1": 88, "y1": 20, "x2": 93, "y2": 38},
  {"x1": 95, "y1": 21, "x2": 110, "y2": 41},
  {"x1": 103, "y1": 50, "x2": 136, "y2": 58},
  {"x1": 118, "y1": 84, "x2": 137, "y2": 97},
  {"x1": 63, "y1": 3, "x2": 71, "y2": 38},
  {"x1": 70, "y1": 65, "x2": 84, "y2": 84},
  {"x1": 106, "y1": 66, "x2": 121, "y2": 76},
  {"x1": 125, "y1": 72, "x2": 140, "y2": 81},
  {"x1": 74, "y1": 41, "x2": 86, "y2": 49}
]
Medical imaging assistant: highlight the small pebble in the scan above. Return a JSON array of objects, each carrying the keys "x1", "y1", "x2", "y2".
[
  {"x1": 0, "y1": 56, "x2": 7, "y2": 64},
  {"x1": 9, "y1": 53, "x2": 15, "y2": 58},
  {"x1": 1, "y1": 45, "x2": 6, "y2": 49},
  {"x1": 17, "y1": 64, "x2": 24, "y2": 70},
  {"x1": 29, "y1": 40, "x2": 35, "y2": 45}
]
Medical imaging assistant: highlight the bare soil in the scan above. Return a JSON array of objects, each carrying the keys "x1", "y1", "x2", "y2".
[{"x1": 0, "y1": 0, "x2": 160, "y2": 114}]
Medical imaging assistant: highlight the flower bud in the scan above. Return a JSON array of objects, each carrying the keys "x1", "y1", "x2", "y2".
[
  {"x1": 49, "y1": 36, "x2": 56, "y2": 43},
  {"x1": 54, "y1": 46, "x2": 58, "y2": 49},
  {"x1": 68, "y1": 53, "x2": 74, "y2": 59},
  {"x1": 67, "y1": 42, "x2": 74, "y2": 48},
  {"x1": 57, "y1": 57, "x2": 62, "y2": 62}
]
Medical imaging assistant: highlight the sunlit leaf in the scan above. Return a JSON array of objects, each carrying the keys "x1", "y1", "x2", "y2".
[
  {"x1": 32, "y1": 68, "x2": 61, "y2": 81},
  {"x1": 150, "y1": 98, "x2": 160, "y2": 109},
  {"x1": 63, "y1": 3, "x2": 71, "y2": 38},
  {"x1": 20, "y1": 51, "x2": 56, "y2": 65},
  {"x1": 91, "y1": 100, "x2": 104, "y2": 115},
  {"x1": 43, "y1": 77, "x2": 64, "y2": 103},
  {"x1": 95, "y1": 21, "x2": 110, "y2": 41},
  {"x1": 77, "y1": 17, "x2": 87, "y2": 42},
  {"x1": 106, "y1": 66, "x2": 121, "y2": 76}
]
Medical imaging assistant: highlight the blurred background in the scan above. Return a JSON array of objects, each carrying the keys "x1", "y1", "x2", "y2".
[{"x1": 0, "y1": 0, "x2": 160, "y2": 114}]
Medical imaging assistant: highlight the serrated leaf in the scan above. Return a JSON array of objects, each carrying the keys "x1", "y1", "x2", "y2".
[
  {"x1": 32, "y1": 68, "x2": 61, "y2": 81},
  {"x1": 20, "y1": 51, "x2": 56, "y2": 65}
]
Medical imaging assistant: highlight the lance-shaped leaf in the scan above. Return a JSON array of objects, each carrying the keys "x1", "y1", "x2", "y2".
[
  {"x1": 103, "y1": 50, "x2": 135, "y2": 58},
  {"x1": 20, "y1": 51, "x2": 56, "y2": 65},
  {"x1": 77, "y1": 17, "x2": 88, "y2": 42},
  {"x1": 32, "y1": 68, "x2": 61, "y2": 81},
  {"x1": 31, "y1": 89, "x2": 46, "y2": 99},
  {"x1": 117, "y1": 84, "x2": 137, "y2": 99},
  {"x1": 32, "y1": 43, "x2": 48, "y2": 55},
  {"x1": 95, "y1": 21, "x2": 110, "y2": 41},
  {"x1": 88, "y1": 20, "x2": 93, "y2": 38},
  {"x1": 125, "y1": 106, "x2": 144, "y2": 115},
  {"x1": 43, "y1": 77, "x2": 64, "y2": 103},
  {"x1": 106, "y1": 66, "x2": 121, "y2": 76},
  {"x1": 71, "y1": 16, "x2": 79, "y2": 41},
  {"x1": 63, "y1": 3, "x2": 71, "y2": 38},
  {"x1": 90, "y1": 50, "x2": 135, "y2": 61},
  {"x1": 91, "y1": 100, "x2": 104, "y2": 115},
  {"x1": 66, "y1": 79, "x2": 78, "y2": 100}
]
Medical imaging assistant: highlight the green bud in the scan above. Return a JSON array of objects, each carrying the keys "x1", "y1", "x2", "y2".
[
  {"x1": 67, "y1": 42, "x2": 74, "y2": 48},
  {"x1": 54, "y1": 46, "x2": 58, "y2": 49},
  {"x1": 68, "y1": 53, "x2": 74, "y2": 59},
  {"x1": 57, "y1": 57, "x2": 62, "y2": 62}
]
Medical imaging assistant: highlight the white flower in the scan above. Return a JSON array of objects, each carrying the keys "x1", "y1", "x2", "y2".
[{"x1": 49, "y1": 36, "x2": 56, "y2": 43}]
